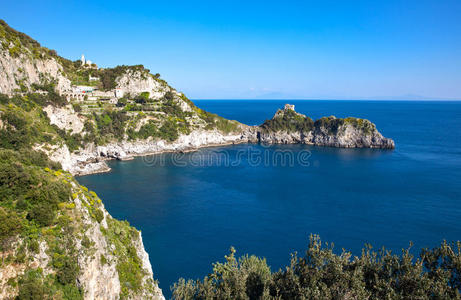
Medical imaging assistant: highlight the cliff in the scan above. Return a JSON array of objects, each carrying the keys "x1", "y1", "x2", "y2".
[{"x1": 0, "y1": 150, "x2": 164, "y2": 299}]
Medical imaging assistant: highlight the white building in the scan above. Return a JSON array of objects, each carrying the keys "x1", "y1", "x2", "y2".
[
  {"x1": 80, "y1": 54, "x2": 96, "y2": 68},
  {"x1": 74, "y1": 85, "x2": 95, "y2": 93},
  {"x1": 114, "y1": 89, "x2": 124, "y2": 98},
  {"x1": 284, "y1": 104, "x2": 295, "y2": 111}
]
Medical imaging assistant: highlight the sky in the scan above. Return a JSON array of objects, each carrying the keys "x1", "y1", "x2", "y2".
[{"x1": 2, "y1": 0, "x2": 461, "y2": 100}]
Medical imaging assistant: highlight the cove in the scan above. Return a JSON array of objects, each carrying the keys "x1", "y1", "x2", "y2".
[{"x1": 77, "y1": 100, "x2": 461, "y2": 297}]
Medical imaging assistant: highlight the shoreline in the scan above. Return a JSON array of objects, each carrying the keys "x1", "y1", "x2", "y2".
[
  {"x1": 73, "y1": 137, "x2": 394, "y2": 177},
  {"x1": 73, "y1": 138, "x2": 249, "y2": 177}
]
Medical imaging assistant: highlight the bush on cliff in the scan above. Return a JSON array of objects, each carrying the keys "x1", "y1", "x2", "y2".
[
  {"x1": 172, "y1": 235, "x2": 461, "y2": 300},
  {"x1": 0, "y1": 149, "x2": 71, "y2": 229},
  {"x1": 0, "y1": 207, "x2": 22, "y2": 250}
]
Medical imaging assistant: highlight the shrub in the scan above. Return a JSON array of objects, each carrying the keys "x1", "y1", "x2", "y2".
[
  {"x1": 261, "y1": 109, "x2": 314, "y2": 133},
  {"x1": 137, "y1": 92, "x2": 150, "y2": 102},
  {"x1": 159, "y1": 119, "x2": 179, "y2": 142},
  {"x1": 94, "y1": 110, "x2": 128, "y2": 141},
  {"x1": 172, "y1": 247, "x2": 272, "y2": 299},
  {"x1": 135, "y1": 121, "x2": 158, "y2": 140},
  {"x1": 0, "y1": 207, "x2": 22, "y2": 250},
  {"x1": 172, "y1": 235, "x2": 461, "y2": 300},
  {"x1": 72, "y1": 103, "x2": 82, "y2": 112},
  {"x1": 94, "y1": 208, "x2": 104, "y2": 223},
  {"x1": 27, "y1": 202, "x2": 56, "y2": 226},
  {"x1": 30, "y1": 83, "x2": 67, "y2": 107},
  {"x1": 17, "y1": 270, "x2": 47, "y2": 300},
  {"x1": 116, "y1": 98, "x2": 128, "y2": 107},
  {"x1": 55, "y1": 255, "x2": 79, "y2": 285},
  {"x1": 28, "y1": 240, "x2": 39, "y2": 253}
]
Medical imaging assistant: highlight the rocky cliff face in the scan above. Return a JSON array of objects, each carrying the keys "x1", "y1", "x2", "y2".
[
  {"x1": 0, "y1": 172, "x2": 164, "y2": 300},
  {"x1": 0, "y1": 40, "x2": 71, "y2": 95},
  {"x1": 116, "y1": 70, "x2": 167, "y2": 100},
  {"x1": 39, "y1": 129, "x2": 246, "y2": 176},
  {"x1": 0, "y1": 49, "x2": 71, "y2": 95}
]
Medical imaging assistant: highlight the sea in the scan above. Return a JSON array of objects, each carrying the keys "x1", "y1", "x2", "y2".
[{"x1": 77, "y1": 100, "x2": 461, "y2": 297}]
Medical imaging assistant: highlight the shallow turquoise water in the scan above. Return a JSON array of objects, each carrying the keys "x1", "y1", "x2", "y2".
[{"x1": 77, "y1": 100, "x2": 461, "y2": 297}]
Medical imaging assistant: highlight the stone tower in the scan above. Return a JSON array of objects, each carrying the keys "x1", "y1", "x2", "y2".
[
  {"x1": 284, "y1": 104, "x2": 295, "y2": 111},
  {"x1": 81, "y1": 54, "x2": 85, "y2": 65}
]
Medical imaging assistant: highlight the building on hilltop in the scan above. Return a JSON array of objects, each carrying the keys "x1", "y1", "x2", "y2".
[
  {"x1": 284, "y1": 104, "x2": 295, "y2": 111},
  {"x1": 80, "y1": 54, "x2": 97, "y2": 68},
  {"x1": 74, "y1": 85, "x2": 95, "y2": 93}
]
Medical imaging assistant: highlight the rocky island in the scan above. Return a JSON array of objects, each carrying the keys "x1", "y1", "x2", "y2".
[
  {"x1": 0, "y1": 20, "x2": 393, "y2": 299},
  {"x1": 248, "y1": 104, "x2": 394, "y2": 148}
]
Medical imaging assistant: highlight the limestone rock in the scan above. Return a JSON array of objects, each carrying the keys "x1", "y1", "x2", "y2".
[
  {"x1": 0, "y1": 49, "x2": 71, "y2": 95},
  {"x1": 44, "y1": 104, "x2": 85, "y2": 134}
]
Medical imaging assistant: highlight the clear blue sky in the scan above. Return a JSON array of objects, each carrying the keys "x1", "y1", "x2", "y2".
[{"x1": 2, "y1": 0, "x2": 461, "y2": 99}]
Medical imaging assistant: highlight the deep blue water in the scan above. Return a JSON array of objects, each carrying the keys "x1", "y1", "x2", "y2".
[{"x1": 77, "y1": 100, "x2": 461, "y2": 298}]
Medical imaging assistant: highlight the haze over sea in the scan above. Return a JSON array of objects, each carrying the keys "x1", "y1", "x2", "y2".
[{"x1": 77, "y1": 100, "x2": 461, "y2": 297}]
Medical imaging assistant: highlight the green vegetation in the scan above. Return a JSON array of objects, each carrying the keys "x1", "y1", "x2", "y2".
[
  {"x1": 93, "y1": 110, "x2": 129, "y2": 143},
  {"x1": 29, "y1": 83, "x2": 67, "y2": 106},
  {"x1": 135, "y1": 92, "x2": 150, "y2": 104},
  {"x1": 0, "y1": 144, "x2": 154, "y2": 298},
  {"x1": 0, "y1": 20, "x2": 43, "y2": 58},
  {"x1": 261, "y1": 109, "x2": 314, "y2": 133},
  {"x1": 0, "y1": 149, "x2": 84, "y2": 298},
  {"x1": 0, "y1": 93, "x2": 82, "y2": 151},
  {"x1": 67, "y1": 68, "x2": 100, "y2": 87},
  {"x1": 0, "y1": 207, "x2": 22, "y2": 250},
  {"x1": 72, "y1": 103, "x2": 82, "y2": 113},
  {"x1": 314, "y1": 116, "x2": 375, "y2": 136},
  {"x1": 0, "y1": 149, "x2": 69, "y2": 233},
  {"x1": 172, "y1": 235, "x2": 461, "y2": 300},
  {"x1": 101, "y1": 218, "x2": 147, "y2": 299},
  {"x1": 0, "y1": 19, "x2": 68, "y2": 64},
  {"x1": 0, "y1": 89, "x2": 234, "y2": 151},
  {"x1": 17, "y1": 267, "x2": 82, "y2": 300},
  {"x1": 260, "y1": 109, "x2": 376, "y2": 136},
  {"x1": 98, "y1": 65, "x2": 149, "y2": 91},
  {"x1": 195, "y1": 108, "x2": 240, "y2": 134}
]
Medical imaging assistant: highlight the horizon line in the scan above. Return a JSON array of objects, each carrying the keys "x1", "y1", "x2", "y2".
[{"x1": 191, "y1": 98, "x2": 461, "y2": 101}]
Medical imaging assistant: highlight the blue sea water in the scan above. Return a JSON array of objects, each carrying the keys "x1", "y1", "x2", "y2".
[{"x1": 77, "y1": 100, "x2": 461, "y2": 298}]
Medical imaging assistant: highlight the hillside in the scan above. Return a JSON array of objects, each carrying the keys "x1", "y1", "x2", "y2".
[{"x1": 0, "y1": 19, "x2": 246, "y2": 176}]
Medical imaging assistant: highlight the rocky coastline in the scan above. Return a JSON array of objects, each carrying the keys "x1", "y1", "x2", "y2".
[{"x1": 55, "y1": 104, "x2": 394, "y2": 177}]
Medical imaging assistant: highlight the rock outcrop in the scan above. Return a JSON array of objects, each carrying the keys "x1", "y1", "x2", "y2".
[
  {"x1": 42, "y1": 129, "x2": 246, "y2": 176},
  {"x1": 0, "y1": 47, "x2": 71, "y2": 95},
  {"x1": 43, "y1": 104, "x2": 85, "y2": 134},
  {"x1": 248, "y1": 104, "x2": 395, "y2": 149},
  {"x1": 116, "y1": 70, "x2": 166, "y2": 100}
]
